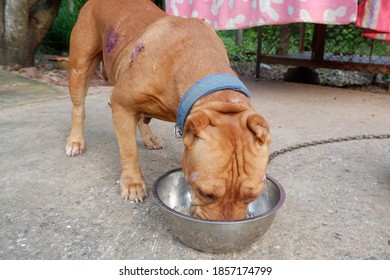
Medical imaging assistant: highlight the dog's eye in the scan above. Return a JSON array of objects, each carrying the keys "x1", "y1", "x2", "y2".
[
  {"x1": 240, "y1": 186, "x2": 261, "y2": 203},
  {"x1": 241, "y1": 194, "x2": 259, "y2": 203},
  {"x1": 240, "y1": 179, "x2": 265, "y2": 203},
  {"x1": 198, "y1": 190, "x2": 216, "y2": 202}
]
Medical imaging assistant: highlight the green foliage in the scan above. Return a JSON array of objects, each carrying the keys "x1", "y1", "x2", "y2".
[
  {"x1": 326, "y1": 24, "x2": 365, "y2": 54},
  {"x1": 290, "y1": 24, "x2": 314, "y2": 52},
  {"x1": 218, "y1": 25, "x2": 315, "y2": 60},
  {"x1": 40, "y1": 0, "x2": 87, "y2": 55},
  {"x1": 326, "y1": 24, "x2": 390, "y2": 56},
  {"x1": 219, "y1": 24, "x2": 390, "y2": 62},
  {"x1": 217, "y1": 28, "x2": 258, "y2": 62}
]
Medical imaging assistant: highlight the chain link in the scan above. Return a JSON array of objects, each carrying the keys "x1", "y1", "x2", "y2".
[{"x1": 269, "y1": 134, "x2": 390, "y2": 162}]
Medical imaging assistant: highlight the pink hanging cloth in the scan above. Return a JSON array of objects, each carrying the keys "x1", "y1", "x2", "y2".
[
  {"x1": 165, "y1": 0, "x2": 358, "y2": 30},
  {"x1": 355, "y1": 0, "x2": 390, "y2": 41}
]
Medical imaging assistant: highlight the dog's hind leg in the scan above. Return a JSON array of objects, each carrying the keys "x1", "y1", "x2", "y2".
[
  {"x1": 137, "y1": 116, "x2": 166, "y2": 150},
  {"x1": 65, "y1": 8, "x2": 102, "y2": 157}
]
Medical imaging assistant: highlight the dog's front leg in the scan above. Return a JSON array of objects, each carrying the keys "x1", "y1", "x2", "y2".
[{"x1": 110, "y1": 95, "x2": 146, "y2": 202}]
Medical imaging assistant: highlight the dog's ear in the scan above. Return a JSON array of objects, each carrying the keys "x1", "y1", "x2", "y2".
[
  {"x1": 187, "y1": 110, "x2": 210, "y2": 135},
  {"x1": 247, "y1": 114, "x2": 271, "y2": 146},
  {"x1": 183, "y1": 111, "x2": 210, "y2": 147}
]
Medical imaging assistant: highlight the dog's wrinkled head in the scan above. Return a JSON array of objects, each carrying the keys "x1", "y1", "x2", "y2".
[{"x1": 182, "y1": 103, "x2": 271, "y2": 221}]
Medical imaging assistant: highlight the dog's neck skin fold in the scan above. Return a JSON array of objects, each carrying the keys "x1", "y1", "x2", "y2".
[
  {"x1": 184, "y1": 90, "x2": 253, "y2": 130},
  {"x1": 192, "y1": 90, "x2": 251, "y2": 111},
  {"x1": 175, "y1": 73, "x2": 251, "y2": 134}
]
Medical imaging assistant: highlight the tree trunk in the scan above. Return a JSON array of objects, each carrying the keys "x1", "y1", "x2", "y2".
[
  {"x1": 277, "y1": 25, "x2": 291, "y2": 55},
  {"x1": 235, "y1": 29, "x2": 243, "y2": 46},
  {"x1": 0, "y1": 0, "x2": 61, "y2": 66}
]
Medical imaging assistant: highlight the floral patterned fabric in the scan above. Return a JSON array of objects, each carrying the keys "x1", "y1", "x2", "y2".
[{"x1": 165, "y1": 0, "x2": 358, "y2": 30}]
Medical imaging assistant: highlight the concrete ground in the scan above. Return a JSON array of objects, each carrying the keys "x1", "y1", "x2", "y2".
[{"x1": 1, "y1": 70, "x2": 389, "y2": 260}]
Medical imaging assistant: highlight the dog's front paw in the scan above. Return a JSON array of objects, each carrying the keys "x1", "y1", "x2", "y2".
[
  {"x1": 119, "y1": 178, "x2": 147, "y2": 203},
  {"x1": 143, "y1": 136, "x2": 166, "y2": 150},
  {"x1": 65, "y1": 139, "x2": 85, "y2": 157}
]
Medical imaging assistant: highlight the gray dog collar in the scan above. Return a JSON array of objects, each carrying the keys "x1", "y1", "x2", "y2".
[{"x1": 175, "y1": 73, "x2": 251, "y2": 136}]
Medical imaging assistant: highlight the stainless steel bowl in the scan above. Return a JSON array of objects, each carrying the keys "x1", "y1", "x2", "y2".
[{"x1": 152, "y1": 168, "x2": 285, "y2": 253}]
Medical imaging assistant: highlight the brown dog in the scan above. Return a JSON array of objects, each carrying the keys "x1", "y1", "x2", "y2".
[{"x1": 65, "y1": 0, "x2": 271, "y2": 220}]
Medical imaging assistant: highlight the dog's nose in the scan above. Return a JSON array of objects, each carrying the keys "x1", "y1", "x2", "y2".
[
  {"x1": 222, "y1": 207, "x2": 247, "y2": 220},
  {"x1": 222, "y1": 209, "x2": 236, "y2": 220}
]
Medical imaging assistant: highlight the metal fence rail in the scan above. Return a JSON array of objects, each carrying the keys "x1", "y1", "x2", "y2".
[{"x1": 256, "y1": 23, "x2": 390, "y2": 77}]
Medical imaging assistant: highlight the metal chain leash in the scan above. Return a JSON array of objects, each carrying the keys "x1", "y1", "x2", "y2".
[{"x1": 269, "y1": 134, "x2": 390, "y2": 162}]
